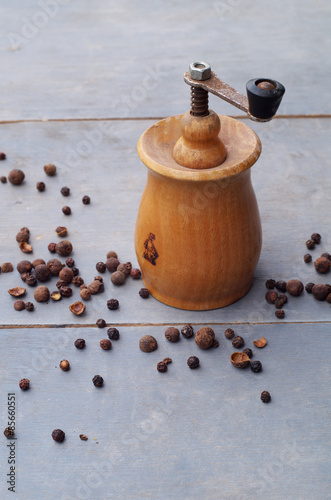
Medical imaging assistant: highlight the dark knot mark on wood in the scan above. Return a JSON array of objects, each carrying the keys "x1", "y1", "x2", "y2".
[{"x1": 143, "y1": 233, "x2": 158, "y2": 266}]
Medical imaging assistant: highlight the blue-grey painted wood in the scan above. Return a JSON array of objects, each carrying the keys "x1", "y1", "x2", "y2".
[
  {"x1": 0, "y1": 0, "x2": 330, "y2": 120},
  {"x1": 0, "y1": 324, "x2": 330, "y2": 500},
  {"x1": 0, "y1": 118, "x2": 330, "y2": 326}
]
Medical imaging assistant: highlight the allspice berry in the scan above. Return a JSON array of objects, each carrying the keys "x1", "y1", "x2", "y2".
[
  {"x1": 312, "y1": 284, "x2": 329, "y2": 301},
  {"x1": 52, "y1": 429, "x2": 65, "y2": 442},
  {"x1": 17, "y1": 260, "x2": 33, "y2": 274},
  {"x1": 314, "y1": 257, "x2": 330, "y2": 274},
  {"x1": 32, "y1": 258, "x2": 45, "y2": 268},
  {"x1": 55, "y1": 240, "x2": 73, "y2": 257},
  {"x1": 19, "y1": 378, "x2": 30, "y2": 390},
  {"x1": 224, "y1": 328, "x2": 234, "y2": 339},
  {"x1": 165, "y1": 327, "x2": 180, "y2": 342},
  {"x1": 195, "y1": 327, "x2": 215, "y2": 349},
  {"x1": 265, "y1": 290, "x2": 278, "y2": 304},
  {"x1": 16, "y1": 230, "x2": 30, "y2": 243},
  {"x1": 111, "y1": 270, "x2": 126, "y2": 286},
  {"x1": 14, "y1": 300, "x2": 25, "y2": 311},
  {"x1": 44, "y1": 164, "x2": 57, "y2": 176},
  {"x1": 286, "y1": 279, "x2": 304, "y2": 297},
  {"x1": 55, "y1": 226, "x2": 67, "y2": 237},
  {"x1": 59, "y1": 360, "x2": 70, "y2": 371},
  {"x1": 47, "y1": 258, "x2": 63, "y2": 276},
  {"x1": 106, "y1": 251, "x2": 118, "y2": 259},
  {"x1": 117, "y1": 262, "x2": 131, "y2": 276},
  {"x1": 8, "y1": 169, "x2": 25, "y2": 185},
  {"x1": 105, "y1": 257, "x2": 120, "y2": 272},
  {"x1": 130, "y1": 268, "x2": 141, "y2": 279},
  {"x1": 34, "y1": 264, "x2": 51, "y2": 282},
  {"x1": 80, "y1": 288, "x2": 92, "y2": 300},
  {"x1": 59, "y1": 267, "x2": 74, "y2": 283},
  {"x1": 100, "y1": 339, "x2": 112, "y2": 350},
  {"x1": 139, "y1": 335, "x2": 158, "y2": 352},
  {"x1": 34, "y1": 285, "x2": 50, "y2": 302}
]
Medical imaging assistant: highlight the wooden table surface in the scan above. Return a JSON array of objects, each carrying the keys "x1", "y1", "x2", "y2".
[{"x1": 0, "y1": 2, "x2": 330, "y2": 499}]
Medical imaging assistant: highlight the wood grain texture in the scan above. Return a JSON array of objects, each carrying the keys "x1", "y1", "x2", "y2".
[
  {"x1": 0, "y1": 118, "x2": 330, "y2": 325},
  {"x1": 0, "y1": 324, "x2": 330, "y2": 500},
  {"x1": 0, "y1": 0, "x2": 330, "y2": 120}
]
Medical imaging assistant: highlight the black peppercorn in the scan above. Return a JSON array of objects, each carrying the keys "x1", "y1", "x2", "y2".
[
  {"x1": 306, "y1": 239, "x2": 315, "y2": 250},
  {"x1": 52, "y1": 429, "x2": 65, "y2": 442},
  {"x1": 0, "y1": 176, "x2": 7, "y2": 183},
  {"x1": 232, "y1": 336, "x2": 244, "y2": 348},
  {"x1": 321, "y1": 253, "x2": 331, "y2": 261},
  {"x1": 74, "y1": 338, "x2": 86, "y2": 349},
  {"x1": 107, "y1": 327, "x2": 119, "y2": 340},
  {"x1": 96, "y1": 318, "x2": 106, "y2": 328},
  {"x1": 94, "y1": 275, "x2": 103, "y2": 282},
  {"x1": 66, "y1": 257, "x2": 75, "y2": 268},
  {"x1": 275, "y1": 297, "x2": 286, "y2": 309},
  {"x1": 165, "y1": 327, "x2": 180, "y2": 342},
  {"x1": 260, "y1": 391, "x2": 271, "y2": 403},
  {"x1": 60, "y1": 286, "x2": 73, "y2": 298},
  {"x1": 305, "y1": 282, "x2": 315, "y2": 293},
  {"x1": 139, "y1": 288, "x2": 150, "y2": 299},
  {"x1": 224, "y1": 328, "x2": 234, "y2": 339},
  {"x1": 304, "y1": 254, "x2": 312, "y2": 263},
  {"x1": 100, "y1": 339, "x2": 112, "y2": 350},
  {"x1": 0, "y1": 152, "x2": 6, "y2": 160},
  {"x1": 25, "y1": 301, "x2": 34, "y2": 311},
  {"x1": 82, "y1": 195, "x2": 90, "y2": 205},
  {"x1": 243, "y1": 348, "x2": 253, "y2": 358},
  {"x1": 275, "y1": 309, "x2": 285, "y2": 319},
  {"x1": 311, "y1": 233, "x2": 321, "y2": 244},
  {"x1": 157, "y1": 361, "x2": 167, "y2": 373},
  {"x1": 265, "y1": 279, "x2": 276, "y2": 289},
  {"x1": 61, "y1": 186, "x2": 70, "y2": 196},
  {"x1": 107, "y1": 298, "x2": 119, "y2": 310},
  {"x1": 19, "y1": 378, "x2": 30, "y2": 390},
  {"x1": 55, "y1": 226, "x2": 67, "y2": 237},
  {"x1": 96, "y1": 262, "x2": 106, "y2": 273},
  {"x1": 181, "y1": 324, "x2": 194, "y2": 338},
  {"x1": 48, "y1": 242, "x2": 56, "y2": 253},
  {"x1": 72, "y1": 267, "x2": 79, "y2": 276},
  {"x1": 326, "y1": 294, "x2": 331, "y2": 304},
  {"x1": 62, "y1": 206, "x2": 71, "y2": 215},
  {"x1": 92, "y1": 375, "x2": 104, "y2": 387},
  {"x1": 72, "y1": 276, "x2": 84, "y2": 287},
  {"x1": 251, "y1": 360, "x2": 262, "y2": 372},
  {"x1": 26, "y1": 275, "x2": 37, "y2": 286},
  {"x1": 275, "y1": 281, "x2": 287, "y2": 293},
  {"x1": 4, "y1": 427, "x2": 14, "y2": 438},
  {"x1": 265, "y1": 290, "x2": 278, "y2": 304},
  {"x1": 187, "y1": 356, "x2": 200, "y2": 369},
  {"x1": 36, "y1": 181, "x2": 46, "y2": 192}
]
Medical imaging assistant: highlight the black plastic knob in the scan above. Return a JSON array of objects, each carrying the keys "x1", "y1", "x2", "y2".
[{"x1": 246, "y1": 78, "x2": 285, "y2": 120}]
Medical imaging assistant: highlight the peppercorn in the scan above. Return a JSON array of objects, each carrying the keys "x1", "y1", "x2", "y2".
[
  {"x1": 314, "y1": 257, "x2": 330, "y2": 274},
  {"x1": 100, "y1": 339, "x2": 112, "y2": 350},
  {"x1": 96, "y1": 262, "x2": 106, "y2": 273},
  {"x1": 74, "y1": 338, "x2": 86, "y2": 349},
  {"x1": 304, "y1": 254, "x2": 312, "y2": 264},
  {"x1": 32, "y1": 258, "x2": 45, "y2": 268},
  {"x1": 51, "y1": 291, "x2": 62, "y2": 301},
  {"x1": 111, "y1": 270, "x2": 126, "y2": 286},
  {"x1": 21, "y1": 272, "x2": 30, "y2": 282},
  {"x1": 312, "y1": 284, "x2": 329, "y2": 301},
  {"x1": 163, "y1": 357, "x2": 172, "y2": 365},
  {"x1": 279, "y1": 294, "x2": 287, "y2": 304},
  {"x1": 14, "y1": 300, "x2": 25, "y2": 311},
  {"x1": 55, "y1": 226, "x2": 67, "y2": 237},
  {"x1": 251, "y1": 360, "x2": 262, "y2": 372},
  {"x1": 305, "y1": 282, "x2": 315, "y2": 293},
  {"x1": 130, "y1": 268, "x2": 141, "y2": 279},
  {"x1": 275, "y1": 297, "x2": 285, "y2": 309},
  {"x1": 35, "y1": 264, "x2": 51, "y2": 282},
  {"x1": 106, "y1": 251, "x2": 118, "y2": 259},
  {"x1": 56, "y1": 279, "x2": 67, "y2": 289},
  {"x1": 275, "y1": 309, "x2": 285, "y2": 319},
  {"x1": 139, "y1": 335, "x2": 158, "y2": 352},
  {"x1": 232, "y1": 336, "x2": 244, "y2": 348},
  {"x1": 265, "y1": 290, "x2": 278, "y2": 304},
  {"x1": 80, "y1": 288, "x2": 91, "y2": 300},
  {"x1": 107, "y1": 298, "x2": 119, "y2": 310},
  {"x1": 60, "y1": 186, "x2": 70, "y2": 196},
  {"x1": 326, "y1": 293, "x2": 331, "y2": 304},
  {"x1": 59, "y1": 360, "x2": 70, "y2": 371},
  {"x1": 187, "y1": 356, "x2": 200, "y2": 369},
  {"x1": 20, "y1": 226, "x2": 30, "y2": 234},
  {"x1": 48, "y1": 242, "x2": 56, "y2": 253},
  {"x1": 94, "y1": 275, "x2": 103, "y2": 282},
  {"x1": 36, "y1": 181, "x2": 46, "y2": 192},
  {"x1": 306, "y1": 239, "x2": 315, "y2": 250},
  {"x1": 275, "y1": 281, "x2": 287, "y2": 293},
  {"x1": 17, "y1": 260, "x2": 33, "y2": 274},
  {"x1": 55, "y1": 240, "x2": 73, "y2": 257},
  {"x1": 59, "y1": 267, "x2": 74, "y2": 283},
  {"x1": 107, "y1": 327, "x2": 119, "y2": 340},
  {"x1": 0, "y1": 176, "x2": 7, "y2": 183},
  {"x1": 260, "y1": 391, "x2": 271, "y2": 403},
  {"x1": 44, "y1": 164, "x2": 56, "y2": 176},
  {"x1": 16, "y1": 230, "x2": 30, "y2": 243},
  {"x1": 19, "y1": 378, "x2": 30, "y2": 390},
  {"x1": 8, "y1": 169, "x2": 25, "y2": 185},
  {"x1": 224, "y1": 328, "x2": 234, "y2": 339},
  {"x1": 4, "y1": 427, "x2": 14, "y2": 438},
  {"x1": 69, "y1": 301, "x2": 86, "y2": 315},
  {"x1": 286, "y1": 279, "x2": 304, "y2": 297},
  {"x1": 311, "y1": 233, "x2": 321, "y2": 244},
  {"x1": 165, "y1": 327, "x2": 180, "y2": 342},
  {"x1": 47, "y1": 258, "x2": 63, "y2": 276},
  {"x1": 19, "y1": 241, "x2": 33, "y2": 253},
  {"x1": 321, "y1": 253, "x2": 331, "y2": 261},
  {"x1": 25, "y1": 302, "x2": 34, "y2": 311},
  {"x1": 139, "y1": 288, "x2": 150, "y2": 299},
  {"x1": 243, "y1": 348, "x2": 253, "y2": 358},
  {"x1": 62, "y1": 206, "x2": 71, "y2": 215},
  {"x1": 82, "y1": 195, "x2": 90, "y2": 205},
  {"x1": 65, "y1": 257, "x2": 75, "y2": 268},
  {"x1": 1, "y1": 262, "x2": 13, "y2": 273},
  {"x1": 117, "y1": 262, "x2": 132, "y2": 276},
  {"x1": 73, "y1": 276, "x2": 84, "y2": 287},
  {"x1": 195, "y1": 327, "x2": 215, "y2": 349},
  {"x1": 80, "y1": 434, "x2": 88, "y2": 441},
  {"x1": 105, "y1": 257, "x2": 120, "y2": 272},
  {"x1": 0, "y1": 152, "x2": 6, "y2": 160},
  {"x1": 88, "y1": 280, "x2": 103, "y2": 294},
  {"x1": 96, "y1": 319, "x2": 106, "y2": 328},
  {"x1": 265, "y1": 279, "x2": 276, "y2": 289},
  {"x1": 52, "y1": 429, "x2": 65, "y2": 443},
  {"x1": 92, "y1": 375, "x2": 104, "y2": 387},
  {"x1": 34, "y1": 286, "x2": 50, "y2": 302},
  {"x1": 157, "y1": 361, "x2": 167, "y2": 373},
  {"x1": 181, "y1": 324, "x2": 194, "y2": 338},
  {"x1": 8, "y1": 287, "x2": 26, "y2": 297}
]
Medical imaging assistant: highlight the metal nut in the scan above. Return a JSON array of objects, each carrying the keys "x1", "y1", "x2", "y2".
[{"x1": 189, "y1": 62, "x2": 211, "y2": 81}]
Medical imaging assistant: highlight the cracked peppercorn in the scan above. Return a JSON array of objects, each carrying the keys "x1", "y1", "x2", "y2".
[
  {"x1": 73, "y1": 276, "x2": 84, "y2": 287},
  {"x1": 44, "y1": 164, "x2": 56, "y2": 176},
  {"x1": 100, "y1": 339, "x2": 112, "y2": 350},
  {"x1": 59, "y1": 360, "x2": 70, "y2": 371},
  {"x1": 304, "y1": 254, "x2": 312, "y2": 263},
  {"x1": 65, "y1": 257, "x2": 75, "y2": 268},
  {"x1": 61, "y1": 286, "x2": 73, "y2": 298},
  {"x1": 232, "y1": 336, "x2": 244, "y2": 348},
  {"x1": 157, "y1": 361, "x2": 167, "y2": 373},
  {"x1": 243, "y1": 348, "x2": 253, "y2": 358},
  {"x1": 139, "y1": 288, "x2": 150, "y2": 299},
  {"x1": 96, "y1": 262, "x2": 106, "y2": 273},
  {"x1": 19, "y1": 378, "x2": 30, "y2": 390},
  {"x1": 275, "y1": 281, "x2": 287, "y2": 293},
  {"x1": 224, "y1": 328, "x2": 234, "y2": 339},
  {"x1": 305, "y1": 282, "x2": 315, "y2": 293},
  {"x1": 187, "y1": 356, "x2": 200, "y2": 369},
  {"x1": 36, "y1": 181, "x2": 46, "y2": 192},
  {"x1": 61, "y1": 186, "x2": 70, "y2": 196},
  {"x1": 52, "y1": 429, "x2": 65, "y2": 442},
  {"x1": 311, "y1": 233, "x2": 321, "y2": 244},
  {"x1": 107, "y1": 327, "x2": 119, "y2": 340},
  {"x1": 62, "y1": 206, "x2": 71, "y2": 215},
  {"x1": 26, "y1": 275, "x2": 37, "y2": 287},
  {"x1": 275, "y1": 309, "x2": 285, "y2": 319},
  {"x1": 96, "y1": 318, "x2": 106, "y2": 328},
  {"x1": 251, "y1": 360, "x2": 262, "y2": 372},
  {"x1": 275, "y1": 297, "x2": 286, "y2": 309},
  {"x1": 181, "y1": 324, "x2": 194, "y2": 338},
  {"x1": 165, "y1": 327, "x2": 180, "y2": 342},
  {"x1": 74, "y1": 338, "x2": 86, "y2": 349},
  {"x1": 265, "y1": 279, "x2": 276, "y2": 289},
  {"x1": 306, "y1": 239, "x2": 315, "y2": 250},
  {"x1": 1, "y1": 262, "x2": 13, "y2": 273},
  {"x1": 260, "y1": 391, "x2": 271, "y2": 403},
  {"x1": 92, "y1": 375, "x2": 104, "y2": 387},
  {"x1": 107, "y1": 298, "x2": 119, "y2": 310}
]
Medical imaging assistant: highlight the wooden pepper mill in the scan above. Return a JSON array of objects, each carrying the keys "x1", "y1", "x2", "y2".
[{"x1": 135, "y1": 62, "x2": 285, "y2": 310}]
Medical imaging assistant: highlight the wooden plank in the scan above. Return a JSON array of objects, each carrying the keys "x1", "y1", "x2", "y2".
[
  {"x1": 0, "y1": 0, "x2": 330, "y2": 120},
  {"x1": 0, "y1": 118, "x2": 330, "y2": 326},
  {"x1": 0, "y1": 323, "x2": 330, "y2": 499}
]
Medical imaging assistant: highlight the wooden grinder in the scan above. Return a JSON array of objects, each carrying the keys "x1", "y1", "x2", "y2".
[{"x1": 135, "y1": 62, "x2": 285, "y2": 310}]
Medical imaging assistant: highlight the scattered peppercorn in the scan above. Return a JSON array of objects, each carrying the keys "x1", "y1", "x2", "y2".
[
  {"x1": 88, "y1": 280, "x2": 103, "y2": 294},
  {"x1": 59, "y1": 285, "x2": 72, "y2": 297},
  {"x1": 19, "y1": 378, "x2": 30, "y2": 390},
  {"x1": 16, "y1": 229, "x2": 30, "y2": 243},
  {"x1": 111, "y1": 270, "x2": 126, "y2": 286},
  {"x1": 96, "y1": 262, "x2": 106, "y2": 273},
  {"x1": 139, "y1": 335, "x2": 158, "y2": 352},
  {"x1": 305, "y1": 282, "x2": 315, "y2": 293},
  {"x1": 314, "y1": 257, "x2": 330, "y2": 274},
  {"x1": 34, "y1": 286, "x2": 50, "y2": 302},
  {"x1": 82, "y1": 195, "x2": 90, "y2": 205},
  {"x1": 251, "y1": 360, "x2": 262, "y2": 372},
  {"x1": 35, "y1": 264, "x2": 51, "y2": 282},
  {"x1": 47, "y1": 259, "x2": 63, "y2": 276},
  {"x1": 304, "y1": 254, "x2": 312, "y2": 263},
  {"x1": 139, "y1": 288, "x2": 150, "y2": 299},
  {"x1": 74, "y1": 338, "x2": 86, "y2": 349},
  {"x1": 321, "y1": 253, "x2": 331, "y2": 261},
  {"x1": 59, "y1": 267, "x2": 74, "y2": 283},
  {"x1": 107, "y1": 298, "x2": 119, "y2": 310},
  {"x1": 73, "y1": 276, "x2": 84, "y2": 287},
  {"x1": 52, "y1": 429, "x2": 65, "y2": 442},
  {"x1": 17, "y1": 260, "x2": 33, "y2": 274},
  {"x1": 275, "y1": 280, "x2": 287, "y2": 293},
  {"x1": 286, "y1": 279, "x2": 304, "y2": 297},
  {"x1": 165, "y1": 327, "x2": 180, "y2": 342},
  {"x1": 1, "y1": 262, "x2": 13, "y2": 273},
  {"x1": 181, "y1": 324, "x2": 194, "y2": 338},
  {"x1": 224, "y1": 328, "x2": 234, "y2": 339},
  {"x1": 187, "y1": 356, "x2": 200, "y2": 369},
  {"x1": 14, "y1": 300, "x2": 25, "y2": 311},
  {"x1": 55, "y1": 226, "x2": 67, "y2": 237},
  {"x1": 306, "y1": 239, "x2": 315, "y2": 250},
  {"x1": 275, "y1": 309, "x2": 285, "y2": 319},
  {"x1": 65, "y1": 258, "x2": 75, "y2": 268},
  {"x1": 94, "y1": 275, "x2": 103, "y2": 282},
  {"x1": 105, "y1": 257, "x2": 120, "y2": 272},
  {"x1": 195, "y1": 327, "x2": 215, "y2": 349},
  {"x1": 80, "y1": 288, "x2": 91, "y2": 300},
  {"x1": 69, "y1": 301, "x2": 86, "y2": 315},
  {"x1": 25, "y1": 302, "x2": 34, "y2": 311},
  {"x1": 106, "y1": 251, "x2": 118, "y2": 259},
  {"x1": 8, "y1": 169, "x2": 25, "y2": 185},
  {"x1": 275, "y1": 297, "x2": 286, "y2": 309},
  {"x1": 79, "y1": 434, "x2": 88, "y2": 441},
  {"x1": 265, "y1": 290, "x2": 278, "y2": 304},
  {"x1": 157, "y1": 361, "x2": 167, "y2": 372},
  {"x1": 117, "y1": 262, "x2": 131, "y2": 276},
  {"x1": 232, "y1": 336, "x2": 244, "y2": 348},
  {"x1": 92, "y1": 375, "x2": 104, "y2": 387},
  {"x1": 55, "y1": 240, "x2": 73, "y2": 257},
  {"x1": 59, "y1": 360, "x2": 70, "y2": 371},
  {"x1": 48, "y1": 242, "x2": 56, "y2": 253},
  {"x1": 243, "y1": 348, "x2": 253, "y2": 358},
  {"x1": 312, "y1": 284, "x2": 329, "y2": 301},
  {"x1": 96, "y1": 319, "x2": 106, "y2": 328},
  {"x1": 36, "y1": 181, "x2": 46, "y2": 192},
  {"x1": 311, "y1": 233, "x2": 321, "y2": 244},
  {"x1": 44, "y1": 164, "x2": 57, "y2": 176},
  {"x1": 279, "y1": 294, "x2": 287, "y2": 304},
  {"x1": 0, "y1": 152, "x2": 6, "y2": 160},
  {"x1": 163, "y1": 357, "x2": 172, "y2": 365},
  {"x1": 107, "y1": 327, "x2": 119, "y2": 340},
  {"x1": 62, "y1": 206, "x2": 71, "y2": 215},
  {"x1": 4, "y1": 427, "x2": 14, "y2": 438},
  {"x1": 265, "y1": 279, "x2": 276, "y2": 289},
  {"x1": 32, "y1": 258, "x2": 45, "y2": 268},
  {"x1": 60, "y1": 186, "x2": 70, "y2": 196},
  {"x1": 100, "y1": 339, "x2": 112, "y2": 350},
  {"x1": 130, "y1": 268, "x2": 141, "y2": 279},
  {"x1": 0, "y1": 176, "x2": 7, "y2": 183},
  {"x1": 260, "y1": 391, "x2": 271, "y2": 403}
]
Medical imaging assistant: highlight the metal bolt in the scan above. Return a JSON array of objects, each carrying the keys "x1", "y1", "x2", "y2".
[{"x1": 189, "y1": 62, "x2": 211, "y2": 81}]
